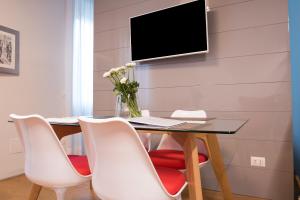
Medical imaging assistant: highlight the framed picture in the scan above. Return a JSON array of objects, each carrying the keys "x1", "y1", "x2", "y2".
[{"x1": 0, "y1": 25, "x2": 19, "y2": 75}]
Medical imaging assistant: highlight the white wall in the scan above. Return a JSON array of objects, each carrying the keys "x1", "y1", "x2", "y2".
[{"x1": 0, "y1": 0, "x2": 72, "y2": 179}]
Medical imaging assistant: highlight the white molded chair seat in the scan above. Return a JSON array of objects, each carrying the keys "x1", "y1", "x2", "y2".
[
  {"x1": 79, "y1": 117, "x2": 187, "y2": 200},
  {"x1": 10, "y1": 114, "x2": 91, "y2": 200},
  {"x1": 149, "y1": 110, "x2": 209, "y2": 170}
]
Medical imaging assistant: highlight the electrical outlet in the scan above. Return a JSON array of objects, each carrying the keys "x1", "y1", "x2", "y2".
[
  {"x1": 250, "y1": 156, "x2": 266, "y2": 167},
  {"x1": 9, "y1": 138, "x2": 23, "y2": 154}
]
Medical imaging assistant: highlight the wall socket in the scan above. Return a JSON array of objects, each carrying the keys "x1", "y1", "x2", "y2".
[
  {"x1": 250, "y1": 156, "x2": 266, "y2": 167},
  {"x1": 9, "y1": 138, "x2": 23, "y2": 154}
]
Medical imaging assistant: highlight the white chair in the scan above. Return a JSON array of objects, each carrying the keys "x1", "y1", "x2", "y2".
[
  {"x1": 79, "y1": 117, "x2": 187, "y2": 200},
  {"x1": 10, "y1": 114, "x2": 91, "y2": 200},
  {"x1": 149, "y1": 110, "x2": 209, "y2": 170},
  {"x1": 80, "y1": 109, "x2": 152, "y2": 172}
]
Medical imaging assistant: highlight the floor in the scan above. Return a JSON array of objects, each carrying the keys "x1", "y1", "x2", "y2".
[{"x1": 0, "y1": 175, "x2": 267, "y2": 200}]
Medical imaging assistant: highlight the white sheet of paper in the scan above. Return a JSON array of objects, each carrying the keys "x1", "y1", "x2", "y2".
[
  {"x1": 182, "y1": 120, "x2": 206, "y2": 124},
  {"x1": 128, "y1": 116, "x2": 184, "y2": 127}
]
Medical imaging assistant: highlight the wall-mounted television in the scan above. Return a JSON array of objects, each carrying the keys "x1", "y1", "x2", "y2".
[{"x1": 130, "y1": 0, "x2": 209, "y2": 62}]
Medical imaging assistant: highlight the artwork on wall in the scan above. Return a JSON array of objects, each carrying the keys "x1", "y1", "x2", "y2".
[{"x1": 0, "y1": 25, "x2": 19, "y2": 75}]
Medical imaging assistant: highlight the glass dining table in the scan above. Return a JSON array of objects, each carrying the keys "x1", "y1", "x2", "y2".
[{"x1": 48, "y1": 116, "x2": 247, "y2": 200}]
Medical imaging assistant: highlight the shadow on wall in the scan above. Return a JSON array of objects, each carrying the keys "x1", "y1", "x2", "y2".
[{"x1": 138, "y1": 52, "x2": 209, "y2": 68}]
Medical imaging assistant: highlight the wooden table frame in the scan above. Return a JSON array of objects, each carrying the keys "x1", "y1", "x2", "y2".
[
  {"x1": 28, "y1": 124, "x2": 233, "y2": 200},
  {"x1": 141, "y1": 130, "x2": 233, "y2": 200}
]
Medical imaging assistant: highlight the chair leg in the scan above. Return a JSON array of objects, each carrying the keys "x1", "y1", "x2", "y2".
[
  {"x1": 28, "y1": 183, "x2": 42, "y2": 200},
  {"x1": 54, "y1": 188, "x2": 66, "y2": 200},
  {"x1": 89, "y1": 180, "x2": 93, "y2": 191}
]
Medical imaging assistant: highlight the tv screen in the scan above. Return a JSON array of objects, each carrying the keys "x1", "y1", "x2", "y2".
[{"x1": 130, "y1": 0, "x2": 208, "y2": 62}]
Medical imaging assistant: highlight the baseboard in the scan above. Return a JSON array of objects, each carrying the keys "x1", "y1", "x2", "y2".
[{"x1": 0, "y1": 169, "x2": 24, "y2": 181}]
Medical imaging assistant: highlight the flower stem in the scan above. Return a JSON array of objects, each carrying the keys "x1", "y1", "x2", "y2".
[{"x1": 126, "y1": 94, "x2": 141, "y2": 117}]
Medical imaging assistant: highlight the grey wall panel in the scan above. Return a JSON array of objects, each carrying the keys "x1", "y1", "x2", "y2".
[
  {"x1": 94, "y1": 91, "x2": 115, "y2": 111},
  {"x1": 201, "y1": 165, "x2": 293, "y2": 200},
  {"x1": 207, "y1": 23, "x2": 289, "y2": 59},
  {"x1": 95, "y1": 0, "x2": 283, "y2": 34},
  {"x1": 134, "y1": 52, "x2": 290, "y2": 88},
  {"x1": 94, "y1": 23, "x2": 289, "y2": 59},
  {"x1": 94, "y1": 0, "x2": 148, "y2": 14},
  {"x1": 94, "y1": 27, "x2": 130, "y2": 52},
  {"x1": 95, "y1": 0, "x2": 180, "y2": 33},
  {"x1": 94, "y1": 0, "x2": 292, "y2": 198},
  {"x1": 209, "y1": 111, "x2": 292, "y2": 142},
  {"x1": 94, "y1": 0, "x2": 253, "y2": 15},
  {"x1": 95, "y1": 50, "x2": 290, "y2": 86},
  {"x1": 94, "y1": 48, "x2": 131, "y2": 71},
  {"x1": 217, "y1": 138, "x2": 293, "y2": 172},
  {"x1": 94, "y1": 71, "x2": 114, "y2": 91},
  {"x1": 138, "y1": 82, "x2": 291, "y2": 112},
  {"x1": 208, "y1": 0, "x2": 288, "y2": 33},
  {"x1": 209, "y1": 0, "x2": 255, "y2": 8}
]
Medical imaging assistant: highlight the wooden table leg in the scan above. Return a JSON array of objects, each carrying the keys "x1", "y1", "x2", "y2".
[
  {"x1": 173, "y1": 133, "x2": 203, "y2": 200},
  {"x1": 28, "y1": 183, "x2": 42, "y2": 200},
  {"x1": 51, "y1": 124, "x2": 82, "y2": 140},
  {"x1": 206, "y1": 134, "x2": 233, "y2": 200}
]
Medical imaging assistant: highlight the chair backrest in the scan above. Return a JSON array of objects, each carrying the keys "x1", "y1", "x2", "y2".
[
  {"x1": 157, "y1": 110, "x2": 208, "y2": 155},
  {"x1": 79, "y1": 117, "x2": 177, "y2": 200},
  {"x1": 10, "y1": 114, "x2": 85, "y2": 188},
  {"x1": 80, "y1": 116, "x2": 96, "y2": 171},
  {"x1": 81, "y1": 110, "x2": 152, "y2": 172}
]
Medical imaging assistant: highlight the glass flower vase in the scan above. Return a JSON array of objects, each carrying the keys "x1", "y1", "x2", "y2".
[
  {"x1": 126, "y1": 93, "x2": 141, "y2": 118},
  {"x1": 115, "y1": 93, "x2": 141, "y2": 118},
  {"x1": 115, "y1": 95, "x2": 124, "y2": 117}
]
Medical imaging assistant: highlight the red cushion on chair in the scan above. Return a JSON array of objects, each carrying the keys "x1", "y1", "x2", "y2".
[
  {"x1": 155, "y1": 167, "x2": 186, "y2": 195},
  {"x1": 68, "y1": 155, "x2": 91, "y2": 176},
  {"x1": 149, "y1": 150, "x2": 208, "y2": 170}
]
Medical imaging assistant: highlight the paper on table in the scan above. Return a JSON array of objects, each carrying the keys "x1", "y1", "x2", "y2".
[
  {"x1": 181, "y1": 120, "x2": 206, "y2": 124},
  {"x1": 47, "y1": 117, "x2": 78, "y2": 124},
  {"x1": 128, "y1": 116, "x2": 184, "y2": 127}
]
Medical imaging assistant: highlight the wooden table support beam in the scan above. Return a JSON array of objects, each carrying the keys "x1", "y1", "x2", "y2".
[
  {"x1": 206, "y1": 134, "x2": 233, "y2": 200},
  {"x1": 28, "y1": 183, "x2": 42, "y2": 200},
  {"x1": 173, "y1": 133, "x2": 203, "y2": 200}
]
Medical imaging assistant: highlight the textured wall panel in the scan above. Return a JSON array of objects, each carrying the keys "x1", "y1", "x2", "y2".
[{"x1": 94, "y1": 0, "x2": 292, "y2": 198}]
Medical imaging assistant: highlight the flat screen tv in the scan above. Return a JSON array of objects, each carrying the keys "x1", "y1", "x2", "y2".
[{"x1": 130, "y1": 0, "x2": 208, "y2": 62}]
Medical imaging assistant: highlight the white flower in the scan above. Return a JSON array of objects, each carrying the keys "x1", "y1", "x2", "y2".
[
  {"x1": 102, "y1": 71, "x2": 110, "y2": 78},
  {"x1": 110, "y1": 68, "x2": 118, "y2": 73},
  {"x1": 115, "y1": 66, "x2": 126, "y2": 72},
  {"x1": 125, "y1": 62, "x2": 136, "y2": 68},
  {"x1": 120, "y1": 66, "x2": 127, "y2": 70},
  {"x1": 120, "y1": 77, "x2": 127, "y2": 84}
]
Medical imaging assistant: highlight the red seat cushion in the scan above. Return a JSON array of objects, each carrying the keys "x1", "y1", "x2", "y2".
[
  {"x1": 149, "y1": 150, "x2": 208, "y2": 170},
  {"x1": 155, "y1": 167, "x2": 186, "y2": 195},
  {"x1": 68, "y1": 155, "x2": 91, "y2": 176}
]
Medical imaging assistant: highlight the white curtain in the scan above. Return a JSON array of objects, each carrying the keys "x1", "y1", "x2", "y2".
[{"x1": 72, "y1": 0, "x2": 94, "y2": 154}]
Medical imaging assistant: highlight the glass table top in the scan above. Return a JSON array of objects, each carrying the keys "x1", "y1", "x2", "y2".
[
  {"x1": 132, "y1": 119, "x2": 247, "y2": 134},
  {"x1": 46, "y1": 116, "x2": 248, "y2": 135}
]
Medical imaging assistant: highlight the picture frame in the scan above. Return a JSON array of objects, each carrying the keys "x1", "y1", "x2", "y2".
[{"x1": 0, "y1": 25, "x2": 19, "y2": 75}]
